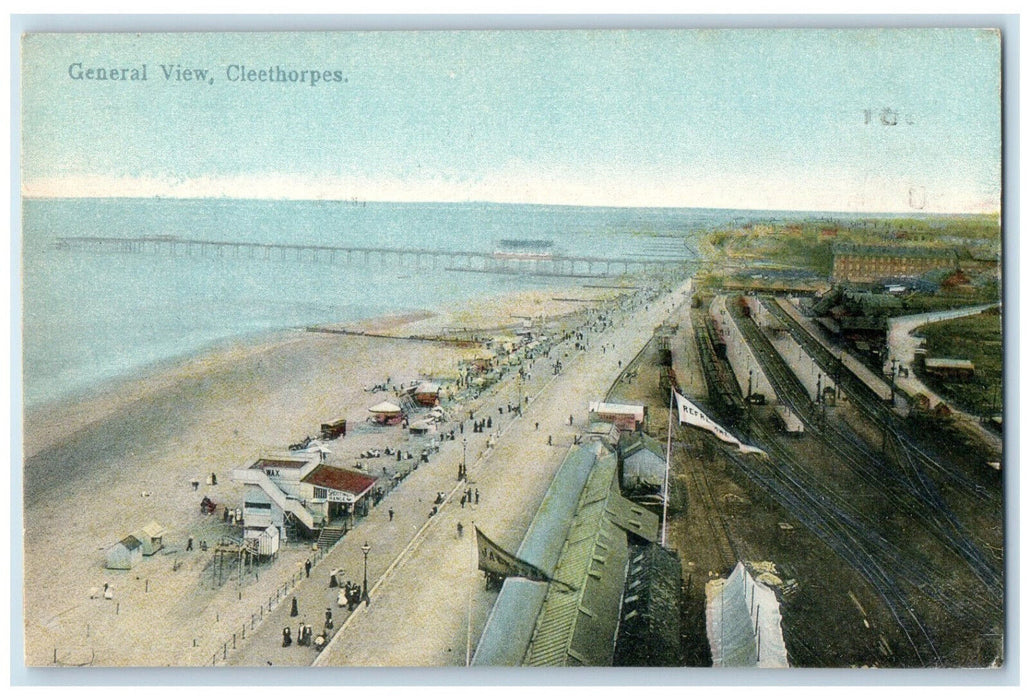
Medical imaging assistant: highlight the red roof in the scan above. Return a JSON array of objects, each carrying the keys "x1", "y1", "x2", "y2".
[{"x1": 301, "y1": 465, "x2": 377, "y2": 496}]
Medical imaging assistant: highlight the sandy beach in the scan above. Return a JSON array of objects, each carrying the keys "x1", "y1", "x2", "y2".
[{"x1": 20, "y1": 283, "x2": 635, "y2": 667}]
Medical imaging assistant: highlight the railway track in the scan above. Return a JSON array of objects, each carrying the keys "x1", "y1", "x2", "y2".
[
  {"x1": 760, "y1": 298, "x2": 1003, "y2": 595},
  {"x1": 720, "y1": 443, "x2": 942, "y2": 665},
  {"x1": 692, "y1": 306, "x2": 745, "y2": 427},
  {"x1": 691, "y1": 297, "x2": 1002, "y2": 664},
  {"x1": 728, "y1": 299, "x2": 1002, "y2": 603},
  {"x1": 763, "y1": 297, "x2": 991, "y2": 500},
  {"x1": 680, "y1": 430, "x2": 739, "y2": 569},
  {"x1": 698, "y1": 302, "x2": 936, "y2": 650},
  {"x1": 698, "y1": 308, "x2": 939, "y2": 661}
]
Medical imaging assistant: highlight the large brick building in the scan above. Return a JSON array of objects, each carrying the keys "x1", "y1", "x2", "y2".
[{"x1": 831, "y1": 243, "x2": 957, "y2": 283}]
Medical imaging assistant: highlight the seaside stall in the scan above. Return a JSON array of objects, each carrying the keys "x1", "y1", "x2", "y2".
[
  {"x1": 106, "y1": 535, "x2": 144, "y2": 570},
  {"x1": 408, "y1": 418, "x2": 437, "y2": 436},
  {"x1": 414, "y1": 382, "x2": 442, "y2": 407},
  {"x1": 301, "y1": 464, "x2": 379, "y2": 524},
  {"x1": 234, "y1": 454, "x2": 377, "y2": 544},
  {"x1": 368, "y1": 401, "x2": 405, "y2": 426},
  {"x1": 588, "y1": 401, "x2": 646, "y2": 431}
]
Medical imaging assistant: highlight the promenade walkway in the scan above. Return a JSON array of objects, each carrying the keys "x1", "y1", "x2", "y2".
[{"x1": 228, "y1": 281, "x2": 690, "y2": 666}]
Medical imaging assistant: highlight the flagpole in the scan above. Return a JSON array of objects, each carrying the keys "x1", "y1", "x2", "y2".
[
  {"x1": 466, "y1": 519, "x2": 474, "y2": 667},
  {"x1": 662, "y1": 385, "x2": 674, "y2": 547}
]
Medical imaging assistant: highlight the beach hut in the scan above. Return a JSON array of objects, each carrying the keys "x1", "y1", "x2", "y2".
[
  {"x1": 254, "y1": 524, "x2": 280, "y2": 558},
  {"x1": 414, "y1": 382, "x2": 442, "y2": 407},
  {"x1": 368, "y1": 401, "x2": 405, "y2": 426},
  {"x1": 134, "y1": 521, "x2": 167, "y2": 556},
  {"x1": 106, "y1": 535, "x2": 144, "y2": 570}
]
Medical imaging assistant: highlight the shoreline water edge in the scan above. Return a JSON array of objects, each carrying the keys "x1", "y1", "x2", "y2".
[{"x1": 20, "y1": 278, "x2": 651, "y2": 666}]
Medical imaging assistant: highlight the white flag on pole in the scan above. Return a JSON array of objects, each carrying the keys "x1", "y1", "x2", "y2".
[{"x1": 675, "y1": 392, "x2": 767, "y2": 456}]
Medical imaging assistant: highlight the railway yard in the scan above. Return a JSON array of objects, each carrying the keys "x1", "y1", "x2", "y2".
[{"x1": 607, "y1": 288, "x2": 1004, "y2": 667}]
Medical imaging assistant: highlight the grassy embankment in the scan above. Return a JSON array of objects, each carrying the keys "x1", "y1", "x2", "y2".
[
  {"x1": 916, "y1": 308, "x2": 1003, "y2": 419},
  {"x1": 694, "y1": 214, "x2": 1000, "y2": 306}
]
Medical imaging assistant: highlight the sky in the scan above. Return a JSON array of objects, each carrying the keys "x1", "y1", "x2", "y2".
[{"x1": 20, "y1": 29, "x2": 1002, "y2": 213}]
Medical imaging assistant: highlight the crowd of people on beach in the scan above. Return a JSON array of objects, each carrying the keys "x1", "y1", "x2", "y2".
[{"x1": 160, "y1": 284, "x2": 675, "y2": 664}]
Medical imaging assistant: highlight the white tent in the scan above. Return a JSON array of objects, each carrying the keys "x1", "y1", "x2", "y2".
[
  {"x1": 705, "y1": 561, "x2": 789, "y2": 668},
  {"x1": 368, "y1": 401, "x2": 402, "y2": 414}
]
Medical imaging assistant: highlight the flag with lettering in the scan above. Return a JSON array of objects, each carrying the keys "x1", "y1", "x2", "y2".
[
  {"x1": 475, "y1": 527, "x2": 552, "y2": 583},
  {"x1": 675, "y1": 392, "x2": 767, "y2": 456}
]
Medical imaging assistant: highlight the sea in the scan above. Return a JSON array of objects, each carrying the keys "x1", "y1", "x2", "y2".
[{"x1": 19, "y1": 197, "x2": 816, "y2": 409}]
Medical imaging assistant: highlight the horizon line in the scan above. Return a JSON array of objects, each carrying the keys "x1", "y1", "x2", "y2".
[{"x1": 19, "y1": 193, "x2": 998, "y2": 219}]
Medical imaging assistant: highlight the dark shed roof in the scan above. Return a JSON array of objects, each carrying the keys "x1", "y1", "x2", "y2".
[{"x1": 613, "y1": 543, "x2": 683, "y2": 666}]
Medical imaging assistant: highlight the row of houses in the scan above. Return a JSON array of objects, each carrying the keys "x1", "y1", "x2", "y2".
[{"x1": 831, "y1": 242, "x2": 999, "y2": 285}]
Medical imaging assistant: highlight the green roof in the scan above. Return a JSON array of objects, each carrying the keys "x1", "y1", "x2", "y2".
[{"x1": 522, "y1": 452, "x2": 660, "y2": 667}]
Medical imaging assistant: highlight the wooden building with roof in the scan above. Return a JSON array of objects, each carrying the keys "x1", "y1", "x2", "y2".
[
  {"x1": 134, "y1": 521, "x2": 167, "y2": 556},
  {"x1": 106, "y1": 535, "x2": 144, "y2": 570},
  {"x1": 233, "y1": 454, "x2": 378, "y2": 553}
]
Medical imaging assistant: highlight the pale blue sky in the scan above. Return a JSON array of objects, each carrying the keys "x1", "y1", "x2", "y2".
[{"x1": 21, "y1": 29, "x2": 1001, "y2": 212}]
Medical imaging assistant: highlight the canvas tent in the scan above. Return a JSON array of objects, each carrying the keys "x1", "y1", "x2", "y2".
[
  {"x1": 368, "y1": 401, "x2": 404, "y2": 425},
  {"x1": 106, "y1": 535, "x2": 144, "y2": 570},
  {"x1": 705, "y1": 561, "x2": 789, "y2": 667}
]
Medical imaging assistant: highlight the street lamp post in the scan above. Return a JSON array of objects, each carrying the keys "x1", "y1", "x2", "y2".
[
  {"x1": 462, "y1": 438, "x2": 468, "y2": 480},
  {"x1": 360, "y1": 541, "x2": 371, "y2": 605}
]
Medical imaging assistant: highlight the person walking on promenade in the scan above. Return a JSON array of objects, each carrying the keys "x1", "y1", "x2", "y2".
[
  {"x1": 547, "y1": 435, "x2": 552, "y2": 446},
  {"x1": 475, "y1": 489, "x2": 480, "y2": 505},
  {"x1": 388, "y1": 508, "x2": 394, "y2": 522},
  {"x1": 305, "y1": 559, "x2": 312, "y2": 578},
  {"x1": 460, "y1": 494, "x2": 467, "y2": 509},
  {"x1": 290, "y1": 596, "x2": 299, "y2": 617},
  {"x1": 457, "y1": 522, "x2": 464, "y2": 538},
  {"x1": 569, "y1": 414, "x2": 574, "y2": 426},
  {"x1": 186, "y1": 536, "x2": 193, "y2": 552}
]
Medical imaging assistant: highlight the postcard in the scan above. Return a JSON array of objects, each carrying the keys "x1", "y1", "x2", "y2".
[{"x1": 18, "y1": 26, "x2": 1004, "y2": 671}]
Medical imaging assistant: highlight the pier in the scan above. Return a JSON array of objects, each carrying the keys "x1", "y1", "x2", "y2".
[{"x1": 54, "y1": 235, "x2": 693, "y2": 278}]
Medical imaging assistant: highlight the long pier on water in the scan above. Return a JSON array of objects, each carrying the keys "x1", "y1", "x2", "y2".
[{"x1": 54, "y1": 235, "x2": 694, "y2": 278}]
